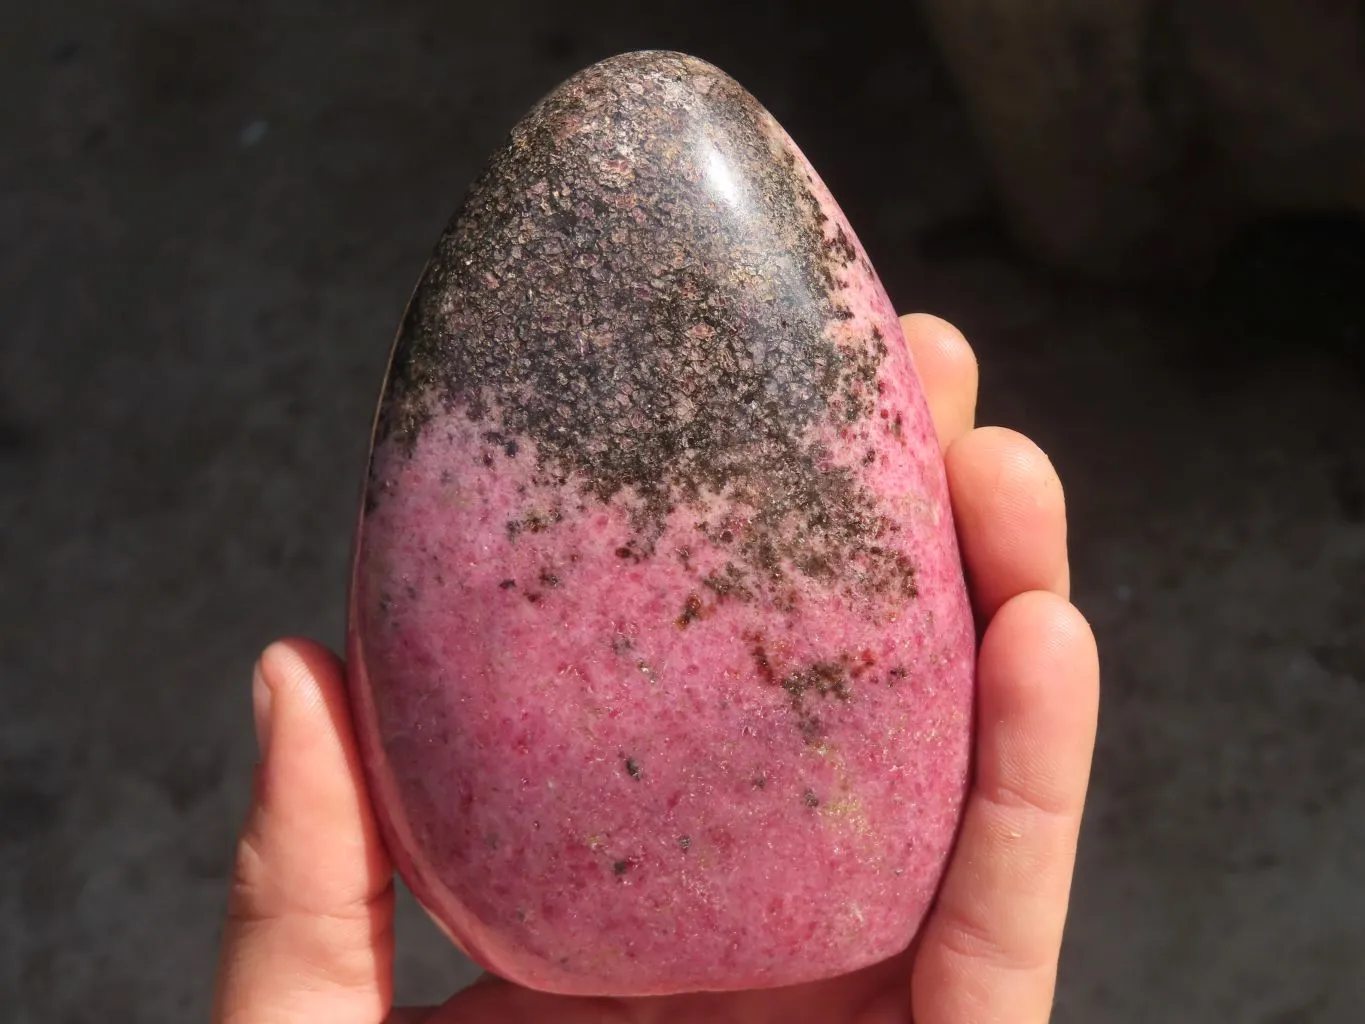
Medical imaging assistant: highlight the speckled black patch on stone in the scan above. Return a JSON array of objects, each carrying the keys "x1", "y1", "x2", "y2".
[{"x1": 372, "y1": 50, "x2": 914, "y2": 603}]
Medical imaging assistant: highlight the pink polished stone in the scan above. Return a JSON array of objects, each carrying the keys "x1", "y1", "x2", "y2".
[{"x1": 347, "y1": 50, "x2": 975, "y2": 996}]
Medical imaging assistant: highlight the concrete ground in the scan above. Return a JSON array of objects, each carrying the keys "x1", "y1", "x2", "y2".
[{"x1": 3, "y1": 1, "x2": 1363, "y2": 1021}]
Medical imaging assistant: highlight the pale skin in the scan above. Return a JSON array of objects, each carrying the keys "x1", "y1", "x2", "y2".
[{"x1": 214, "y1": 313, "x2": 1100, "y2": 1024}]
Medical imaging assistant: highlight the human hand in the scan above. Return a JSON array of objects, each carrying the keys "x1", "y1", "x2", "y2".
[{"x1": 212, "y1": 314, "x2": 1099, "y2": 1023}]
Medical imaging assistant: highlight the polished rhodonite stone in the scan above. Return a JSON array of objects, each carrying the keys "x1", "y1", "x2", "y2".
[{"x1": 347, "y1": 50, "x2": 976, "y2": 996}]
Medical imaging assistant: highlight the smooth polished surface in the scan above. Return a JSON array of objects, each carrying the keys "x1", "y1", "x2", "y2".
[{"x1": 348, "y1": 51, "x2": 975, "y2": 994}]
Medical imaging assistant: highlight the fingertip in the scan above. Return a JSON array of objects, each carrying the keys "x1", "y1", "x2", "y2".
[
  {"x1": 945, "y1": 427, "x2": 1070, "y2": 618},
  {"x1": 977, "y1": 593, "x2": 1099, "y2": 815},
  {"x1": 980, "y1": 592, "x2": 1097, "y2": 693},
  {"x1": 259, "y1": 637, "x2": 346, "y2": 711},
  {"x1": 951, "y1": 427, "x2": 1066, "y2": 516},
  {"x1": 900, "y1": 313, "x2": 979, "y2": 449},
  {"x1": 900, "y1": 313, "x2": 978, "y2": 380}
]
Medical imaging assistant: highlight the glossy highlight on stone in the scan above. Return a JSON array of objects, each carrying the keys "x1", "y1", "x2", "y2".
[{"x1": 347, "y1": 50, "x2": 976, "y2": 996}]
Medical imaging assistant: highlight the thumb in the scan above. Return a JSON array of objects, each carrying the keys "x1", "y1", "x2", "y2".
[{"x1": 213, "y1": 638, "x2": 396, "y2": 1024}]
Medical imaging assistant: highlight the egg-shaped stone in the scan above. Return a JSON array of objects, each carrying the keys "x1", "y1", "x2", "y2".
[{"x1": 347, "y1": 50, "x2": 975, "y2": 997}]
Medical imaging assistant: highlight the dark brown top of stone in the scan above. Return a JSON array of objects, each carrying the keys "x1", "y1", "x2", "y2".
[{"x1": 372, "y1": 50, "x2": 913, "y2": 603}]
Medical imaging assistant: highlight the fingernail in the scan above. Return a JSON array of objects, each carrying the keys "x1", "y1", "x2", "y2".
[{"x1": 252, "y1": 660, "x2": 274, "y2": 762}]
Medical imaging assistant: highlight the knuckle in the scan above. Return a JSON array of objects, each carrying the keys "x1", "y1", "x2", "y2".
[{"x1": 933, "y1": 899, "x2": 1052, "y2": 976}]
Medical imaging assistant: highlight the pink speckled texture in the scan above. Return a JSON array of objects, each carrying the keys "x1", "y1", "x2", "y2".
[{"x1": 347, "y1": 51, "x2": 975, "y2": 996}]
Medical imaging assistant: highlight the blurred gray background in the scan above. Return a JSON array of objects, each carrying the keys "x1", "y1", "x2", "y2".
[{"x1": 3, "y1": 1, "x2": 1363, "y2": 1021}]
